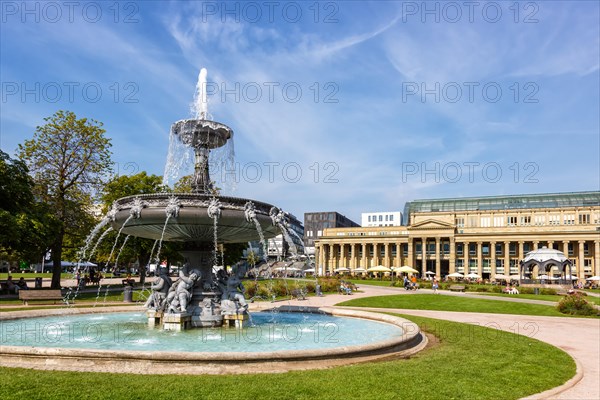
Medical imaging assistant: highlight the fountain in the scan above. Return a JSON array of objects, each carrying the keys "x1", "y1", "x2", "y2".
[
  {"x1": 109, "y1": 69, "x2": 280, "y2": 330},
  {"x1": 0, "y1": 69, "x2": 425, "y2": 374}
]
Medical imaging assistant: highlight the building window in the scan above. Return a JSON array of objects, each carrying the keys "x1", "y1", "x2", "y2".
[
  {"x1": 534, "y1": 215, "x2": 545, "y2": 226},
  {"x1": 317, "y1": 230, "x2": 322, "y2": 237},
  {"x1": 391, "y1": 244, "x2": 397, "y2": 257},
  {"x1": 579, "y1": 214, "x2": 590, "y2": 224},
  {"x1": 385, "y1": 215, "x2": 388, "y2": 222},
  {"x1": 507, "y1": 216, "x2": 517, "y2": 226},
  {"x1": 493, "y1": 217, "x2": 504, "y2": 227},
  {"x1": 415, "y1": 243, "x2": 422, "y2": 253},
  {"x1": 443, "y1": 241, "x2": 450, "y2": 254},
  {"x1": 368, "y1": 216, "x2": 371, "y2": 222},
  {"x1": 563, "y1": 215, "x2": 575, "y2": 225},
  {"x1": 481, "y1": 217, "x2": 491, "y2": 227},
  {"x1": 469, "y1": 243, "x2": 476, "y2": 256},
  {"x1": 549, "y1": 215, "x2": 560, "y2": 225},
  {"x1": 456, "y1": 218, "x2": 464, "y2": 228},
  {"x1": 468, "y1": 217, "x2": 477, "y2": 227},
  {"x1": 390, "y1": 215, "x2": 394, "y2": 221},
  {"x1": 495, "y1": 243, "x2": 503, "y2": 255},
  {"x1": 456, "y1": 243, "x2": 463, "y2": 256},
  {"x1": 509, "y1": 243, "x2": 516, "y2": 256},
  {"x1": 584, "y1": 243, "x2": 589, "y2": 256},
  {"x1": 482, "y1": 243, "x2": 490, "y2": 256},
  {"x1": 520, "y1": 216, "x2": 531, "y2": 226}
]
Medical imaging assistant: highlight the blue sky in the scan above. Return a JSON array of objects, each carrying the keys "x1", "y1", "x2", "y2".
[{"x1": 1, "y1": 1, "x2": 599, "y2": 223}]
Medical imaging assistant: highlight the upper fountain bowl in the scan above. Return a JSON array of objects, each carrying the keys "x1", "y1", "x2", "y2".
[
  {"x1": 110, "y1": 193, "x2": 279, "y2": 243},
  {"x1": 172, "y1": 119, "x2": 233, "y2": 149}
]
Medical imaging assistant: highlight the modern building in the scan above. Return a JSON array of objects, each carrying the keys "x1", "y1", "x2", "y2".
[
  {"x1": 361, "y1": 211, "x2": 402, "y2": 227},
  {"x1": 303, "y1": 212, "x2": 359, "y2": 256},
  {"x1": 315, "y1": 191, "x2": 600, "y2": 280}
]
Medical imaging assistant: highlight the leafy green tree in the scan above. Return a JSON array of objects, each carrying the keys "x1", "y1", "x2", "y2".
[
  {"x1": 0, "y1": 150, "x2": 59, "y2": 265},
  {"x1": 18, "y1": 111, "x2": 113, "y2": 288}
]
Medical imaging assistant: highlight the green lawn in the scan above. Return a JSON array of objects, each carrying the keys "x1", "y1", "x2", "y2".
[
  {"x1": 346, "y1": 279, "x2": 395, "y2": 287},
  {"x1": 473, "y1": 292, "x2": 600, "y2": 305},
  {"x1": 0, "y1": 314, "x2": 575, "y2": 400},
  {"x1": 338, "y1": 293, "x2": 597, "y2": 317}
]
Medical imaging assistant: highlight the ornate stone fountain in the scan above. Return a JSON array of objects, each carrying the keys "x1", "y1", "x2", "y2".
[{"x1": 109, "y1": 69, "x2": 280, "y2": 330}]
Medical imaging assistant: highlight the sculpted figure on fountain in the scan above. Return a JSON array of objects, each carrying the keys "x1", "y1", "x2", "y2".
[
  {"x1": 144, "y1": 267, "x2": 172, "y2": 310},
  {"x1": 164, "y1": 266, "x2": 201, "y2": 313},
  {"x1": 219, "y1": 262, "x2": 248, "y2": 314}
]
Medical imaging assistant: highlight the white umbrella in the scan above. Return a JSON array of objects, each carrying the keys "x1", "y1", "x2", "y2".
[
  {"x1": 509, "y1": 275, "x2": 522, "y2": 280},
  {"x1": 466, "y1": 273, "x2": 480, "y2": 279},
  {"x1": 537, "y1": 274, "x2": 550, "y2": 280},
  {"x1": 367, "y1": 266, "x2": 391, "y2": 273},
  {"x1": 493, "y1": 274, "x2": 509, "y2": 280},
  {"x1": 586, "y1": 276, "x2": 600, "y2": 281},
  {"x1": 447, "y1": 272, "x2": 464, "y2": 278},
  {"x1": 334, "y1": 267, "x2": 350, "y2": 273},
  {"x1": 564, "y1": 275, "x2": 578, "y2": 280},
  {"x1": 395, "y1": 265, "x2": 419, "y2": 273},
  {"x1": 274, "y1": 266, "x2": 301, "y2": 272},
  {"x1": 425, "y1": 271, "x2": 436, "y2": 275},
  {"x1": 353, "y1": 268, "x2": 367, "y2": 273},
  {"x1": 304, "y1": 268, "x2": 315, "y2": 273}
]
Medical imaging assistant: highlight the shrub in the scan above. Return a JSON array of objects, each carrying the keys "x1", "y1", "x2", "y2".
[
  {"x1": 557, "y1": 293, "x2": 597, "y2": 316},
  {"x1": 519, "y1": 287, "x2": 535, "y2": 294},
  {"x1": 539, "y1": 288, "x2": 557, "y2": 295}
]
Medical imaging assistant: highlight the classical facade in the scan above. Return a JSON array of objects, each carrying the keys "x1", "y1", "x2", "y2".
[{"x1": 315, "y1": 191, "x2": 600, "y2": 281}]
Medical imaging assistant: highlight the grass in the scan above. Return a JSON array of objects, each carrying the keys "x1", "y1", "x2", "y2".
[
  {"x1": 474, "y1": 292, "x2": 600, "y2": 305},
  {"x1": 338, "y1": 293, "x2": 597, "y2": 317},
  {"x1": 0, "y1": 314, "x2": 575, "y2": 400},
  {"x1": 346, "y1": 279, "x2": 395, "y2": 287}
]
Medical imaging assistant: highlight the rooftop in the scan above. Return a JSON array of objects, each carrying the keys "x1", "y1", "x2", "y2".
[{"x1": 403, "y1": 191, "x2": 600, "y2": 223}]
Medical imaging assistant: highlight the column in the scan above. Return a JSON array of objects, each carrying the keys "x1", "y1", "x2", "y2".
[
  {"x1": 464, "y1": 241, "x2": 470, "y2": 274},
  {"x1": 504, "y1": 241, "x2": 510, "y2": 275},
  {"x1": 435, "y1": 237, "x2": 441, "y2": 278},
  {"x1": 518, "y1": 241, "x2": 524, "y2": 277},
  {"x1": 594, "y1": 241, "x2": 600, "y2": 277},
  {"x1": 533, "y1": 241, "x2": 539, "y2": 250},
  {"x1": 562, "y1": 241, "x2": 570, "y2": 277},
  {"x1": 490, "y1": 241, "x2": 497, "y2": 277},
  {"x1": 384, "y1": 243, "x2": 390, "y2": 268},
  {"x1": 548, "y1": 240, "x2": 554, "y2": 250},
  {"x1": 350, "y1": 243, "x2": 356, "y2": 270},
  {"x1": 361, "y1": 242, "x2": 367, "y2": 269},
  {"x1": 578, "y1": 241, "x2": 585, "y2": 281},
  {"x1": 421, "y1": 237, "x2": 427, "y2": 276},
  {"x1": 449, "y1": 237, "x2": 456, "y2": 274},
  {"x1": 396, "y1": 242, "x2": 402, "y2": 268},
  {"x1": 407, "y1": 240, "x2": 414, "y2": 267},
  {"x1": 476, "y1": 242, "x2": 483, "y2": 277}
]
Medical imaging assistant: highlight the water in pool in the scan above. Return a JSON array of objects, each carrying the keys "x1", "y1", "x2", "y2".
[{"x1": 0, "y1": 312, "x2": 404, "y2": 353}]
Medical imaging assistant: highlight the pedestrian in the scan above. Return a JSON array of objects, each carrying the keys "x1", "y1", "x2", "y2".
[{"x1": 432, "y1": 278, "x2": 439, "y2": 294}]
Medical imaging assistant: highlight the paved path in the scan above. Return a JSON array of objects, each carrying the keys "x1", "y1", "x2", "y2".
[{"x1": 258, "y1": 285, "x2": 599, "y2": 400}]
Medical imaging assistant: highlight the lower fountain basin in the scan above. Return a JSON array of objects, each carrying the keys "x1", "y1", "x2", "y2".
[
  {"x1": 110, "y1": 193, "x2": 279, "y2": 242},
  {"x1": 0, "y1": 306, "x2": 425, "y2": 374}
]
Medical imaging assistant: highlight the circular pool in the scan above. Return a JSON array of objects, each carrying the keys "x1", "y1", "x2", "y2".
[{"x1": 0, "y1": 305, "x2": 425, "y2": 374}]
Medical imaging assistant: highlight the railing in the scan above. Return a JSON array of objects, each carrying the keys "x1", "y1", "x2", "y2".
[{"x1": 520, "y1": 279, "x2": 574, "y2": 285}]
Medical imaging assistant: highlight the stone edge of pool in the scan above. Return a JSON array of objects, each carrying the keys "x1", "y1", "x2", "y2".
[{"x1": 0, "y1": 305, "x2": 426, "y2": 374}]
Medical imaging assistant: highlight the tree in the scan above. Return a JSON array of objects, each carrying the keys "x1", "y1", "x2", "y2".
[
  {"x1": 0, "y1": 150, "x2": 58, "y2": 265},
  {"x1": 18, "y1": 111, "x2": 113, "y2": 288}
]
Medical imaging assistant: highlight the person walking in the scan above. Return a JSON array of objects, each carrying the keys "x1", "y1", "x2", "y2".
[{"x1": 432, "y1": 278, "x2": 439, "y2": 294}]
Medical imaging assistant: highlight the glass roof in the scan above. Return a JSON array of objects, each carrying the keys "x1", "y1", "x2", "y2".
[{"x1": 403, "y1": 191, "x2": 600, "y2": 221}]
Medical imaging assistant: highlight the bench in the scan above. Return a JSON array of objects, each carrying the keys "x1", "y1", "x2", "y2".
[
  {"x1": 290, "y1": 288, "x2": 307, "y2": 300},
  {"x1": 449, "y1": 285, "x2": 466, "y2": 292},
  {"x1": 18, "y1": 290, "x2": 64, "y2": 305}
]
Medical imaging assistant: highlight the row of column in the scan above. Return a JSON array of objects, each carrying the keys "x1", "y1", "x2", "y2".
[{"x1": 316, "y1": 239, "x2": 600, "y2": 280}]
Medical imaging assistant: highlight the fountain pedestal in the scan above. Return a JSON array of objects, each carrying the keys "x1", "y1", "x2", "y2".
[
  {"x1": 163, "y1": 313, "x2": 192, "y2": 331},
  {"x1": 147, "y1": 310, "x2": 163, "y2": 327},
  {"x1": 223, "y1": 313, "x2": 249, "y2": 329}
]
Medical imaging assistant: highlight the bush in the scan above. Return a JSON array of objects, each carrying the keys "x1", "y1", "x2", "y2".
[
  {"x1": 519, "y1": 287, "x2": 535, "y2": 294},
  {"x1": 557, "y1": 293, "x2": 597, "y2": 316},
  {"x1": 540, "y1": 288, "x2": 557, "y2": 295}
]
